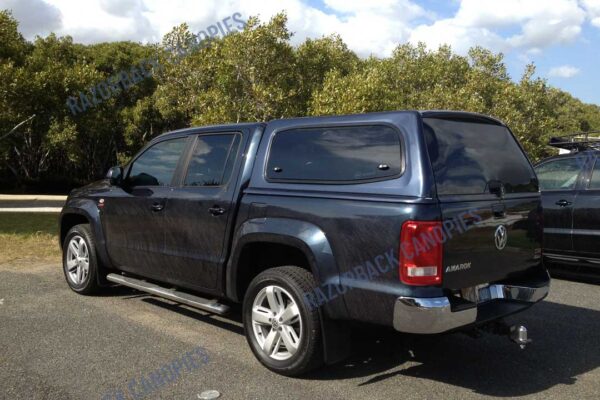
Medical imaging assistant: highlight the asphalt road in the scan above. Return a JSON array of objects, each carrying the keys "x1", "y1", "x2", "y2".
[{"x1": 1, "y1": 261, "x2": 599, "y2": 400}]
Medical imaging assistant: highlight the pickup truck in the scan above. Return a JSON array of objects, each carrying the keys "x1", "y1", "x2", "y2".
[{"x1": 59, "y1": 110, "x2": 550, "y2": 376}]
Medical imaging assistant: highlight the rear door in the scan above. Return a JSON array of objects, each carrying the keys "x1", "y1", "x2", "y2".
[
  {"x1": 162, "y1": 132, "x2": 242, "y2": 291},
  {"x1": 535, "y1": 157, "x2": 585, "y2": 256},
  {"x1": 572, "y1": 154, "x2": 600, "y2": 259},
  {"x1": 423, "y1": 115, "x2": 542, "y2": 289}
]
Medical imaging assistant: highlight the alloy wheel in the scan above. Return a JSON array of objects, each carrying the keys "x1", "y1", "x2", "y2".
[
  {"x1": 65, "y1": 235, "x2": 90, "y2": 286},
  {"x1": 251, "y1": 285, "x2": 302, "y2": 361}
]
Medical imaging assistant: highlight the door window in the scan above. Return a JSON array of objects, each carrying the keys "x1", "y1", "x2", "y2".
[
  {"x1": 589, "y1": 159, "x2": 600, "y2": 189},
  {"x1": 127, "y1": 138, "x2": 187, "y2": 187},
  {"x1": 535, "y1": 158, "x2": 582, "y2": 190},
  {"x1": 184, "y1": 134, "x2": 240, "y2": 187}
]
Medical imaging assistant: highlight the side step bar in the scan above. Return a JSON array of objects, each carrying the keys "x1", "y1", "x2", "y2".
[{"x1": 106, "y1": 273, "x2": 230, "y2": 315}]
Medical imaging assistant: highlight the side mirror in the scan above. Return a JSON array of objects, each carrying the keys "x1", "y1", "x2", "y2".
[{"x1": 106, "y1": 166, "x2": 123, "y2": 186}]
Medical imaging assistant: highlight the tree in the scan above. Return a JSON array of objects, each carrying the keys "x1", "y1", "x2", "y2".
[
  {"x1": 153, "y1": 14, "x2": 302, "y2": 126},
  {"x1": 2, "y1": 9, "x2": 600, "y2": 190},
  {"x1": 296, "y1": 35, "x2": 359, "y2": 112}
]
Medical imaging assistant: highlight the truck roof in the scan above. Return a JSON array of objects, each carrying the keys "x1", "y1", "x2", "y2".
[
  {"x1": 156, "y1": 122, "x2": 265, "y2": 140},
  {"x1": 155, "y1": 110, "x2": 505, "y2": 141}
]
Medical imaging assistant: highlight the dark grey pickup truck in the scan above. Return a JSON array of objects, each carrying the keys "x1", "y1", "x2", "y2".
[{"x1": 60, "y1": 110, "x2": 550, "y2": 375}]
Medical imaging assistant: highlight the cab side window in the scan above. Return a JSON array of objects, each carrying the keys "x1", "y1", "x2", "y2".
[
  {"x1": 184, "y1": 134, "x2": 240, "y2": 187},
  {"x1": 127, "y1": 138, "x2": 187, "y2": 187},
  {"x1": 535, "y1": 158, "x2": 582, "y2": 190},
  {"x1": 266, "y1": 125, "x2": 402, "y2": 183}
]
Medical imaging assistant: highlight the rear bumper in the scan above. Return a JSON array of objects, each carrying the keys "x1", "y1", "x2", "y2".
[{"x1": 393, "y1": 281, "x2": 550, "y2": 334}]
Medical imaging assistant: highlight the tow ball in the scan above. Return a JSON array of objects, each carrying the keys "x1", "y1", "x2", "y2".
[
  {"x1": 509, "y1": 325, "x2": 531, "y2": 349},
  {"x1": 465, "y1": 321, "x2": 532, "y2": 349}
]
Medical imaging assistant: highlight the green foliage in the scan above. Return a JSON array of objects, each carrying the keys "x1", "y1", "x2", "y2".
[
  {"x1": 296, "y1": 35, "x2": 359, "y2": 111},
  {"x1": 1, "y1": 10, "x2": 600, "y2": 190},
  {"x1": 0, "y1": 10, "x2": 30, "y2": 63},
  {"x1": 153, "y1": 14, "x2": 302, "y2": 126}
]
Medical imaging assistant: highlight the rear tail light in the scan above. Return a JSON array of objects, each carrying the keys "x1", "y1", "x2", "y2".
[{"x1": 399, "y1": 220, "x2": 443, "y2": 286}]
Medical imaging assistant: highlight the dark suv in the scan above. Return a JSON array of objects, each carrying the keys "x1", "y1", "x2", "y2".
[
  {"x1": 535, "y1": 133, "x2": 600, "y2": 277},
  {"x1": 60, "y1": 111, "x2": 550, "y2": 376}
]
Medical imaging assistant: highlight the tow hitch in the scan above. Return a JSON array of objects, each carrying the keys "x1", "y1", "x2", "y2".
[
  {"x1": 465, "y1": 320, "x2": 532, "y2": 349},
  {"x1": 509, "y1": 325, "x2": 531, "y2": 349}
]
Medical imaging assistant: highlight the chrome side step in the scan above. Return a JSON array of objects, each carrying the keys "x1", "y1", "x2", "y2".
[{"x1": 106, "y1": 273, "x2": 230, "y2": 315}]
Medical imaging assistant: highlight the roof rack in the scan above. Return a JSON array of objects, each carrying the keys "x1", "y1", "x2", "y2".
[{"x1": 549, "y1": 131, "x2": 600, "y2": 152}]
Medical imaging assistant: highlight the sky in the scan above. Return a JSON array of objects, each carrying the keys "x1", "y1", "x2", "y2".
[{"x1": 1, "y1": 0, "x2": 599, "y2": 105}]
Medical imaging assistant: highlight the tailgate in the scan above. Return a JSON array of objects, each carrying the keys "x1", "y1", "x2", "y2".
[
  {"x1": 422, "y1": 114, "x2": 542, "y2": 289},
  {"x1": 439, "y1": 197, "x2": 542, "y2": 289}
]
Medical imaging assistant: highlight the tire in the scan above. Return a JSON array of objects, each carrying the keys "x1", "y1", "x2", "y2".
[
  {"x1": 242, "y1": 266, "x2": 324, "y2": 376},
  {"x1": 62, "y1": 224, "x2": 102, "y2": 295}
]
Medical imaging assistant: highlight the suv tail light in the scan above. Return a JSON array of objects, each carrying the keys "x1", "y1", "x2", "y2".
[{"x1": 399, "y1": 220, "x2": 443, "y2": 286}]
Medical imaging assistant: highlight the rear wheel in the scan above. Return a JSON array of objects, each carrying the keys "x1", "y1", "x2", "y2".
[
  {"x1": 243, "y1": 266, "x2": 323, "y2": 376},
  {"x1": 62, "y1": 224, "x2": 101, "y2": 295}
]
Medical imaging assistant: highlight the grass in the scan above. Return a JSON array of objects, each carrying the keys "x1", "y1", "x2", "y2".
[{"x1": 0, "y1": 213, "x2": 61, "y2": 264}]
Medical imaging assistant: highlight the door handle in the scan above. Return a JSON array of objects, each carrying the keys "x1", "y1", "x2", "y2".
[
  {"x1": 151, "y1": 202, "x2": 165, "y2": 212},
  {"x1": 492, "y1": 204, "x2": 506, "y2": 218},
  {"x1": 555, "y1": 199, "x2": 572, "y2": 207},
  {"x1": 208, "y1": 206, "x2": 226, "y2": 216}
]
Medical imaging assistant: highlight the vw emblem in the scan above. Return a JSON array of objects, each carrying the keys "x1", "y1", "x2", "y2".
[{"x1": 495, "y1": 225, "x2": 507, "y2": 250}]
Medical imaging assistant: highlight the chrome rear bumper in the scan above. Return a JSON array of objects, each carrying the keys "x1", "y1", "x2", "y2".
[{"x1": 393, "y1": 282, "x2": 550, "y2": 334}]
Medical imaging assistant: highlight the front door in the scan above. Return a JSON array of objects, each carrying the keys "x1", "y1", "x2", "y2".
[
  {"x1": 163, "y1": 132, "x2": 242, "y2": 290},
  {"x1": 102, "y1": 136, "x2": 189, "y2": 279}
]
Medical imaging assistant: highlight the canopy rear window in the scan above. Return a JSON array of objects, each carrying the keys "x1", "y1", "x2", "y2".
[{"x1": 423, "y1": 117, "x2": 538, "y2": 195}]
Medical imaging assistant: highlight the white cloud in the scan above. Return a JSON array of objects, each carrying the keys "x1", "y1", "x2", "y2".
[
  {"x1": 410, "y1": 19, "x2": 506, "y2": 54},
  {"x1": 0, "y1": 0, "x2": 598, "y2": 58},
  {"x1": 581, "y1": 0, "x2": 600, "y2": 27},
  {"x1": 410, "y1": 0, "x2": 586, "y2": 54},
  {"x1": 231, "y1": 0, "x2": 428, "y2": 57},
  {"x1": 0, "y1": 0, "x2": 62, "y2": 38},
  {"x1": 323, "y1": 0, "x2": 425, "y2": 16},
  {"x1": 0, "y1": 0, "x2": 428, "y2": 57},
  {"x1": 548, "y1": 65, "x2": 581, "y2": 77},
  {"x1": 314, "y1": 0, "x2": 429, "y2": 56}
]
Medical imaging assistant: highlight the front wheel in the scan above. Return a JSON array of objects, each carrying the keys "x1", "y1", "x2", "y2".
[
  {"x1": 242, "y1": 266, "x2": 324, "y2": 376},
  {"x1": 62, "y1": 224, "x2": 101, "y2": 295}
]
